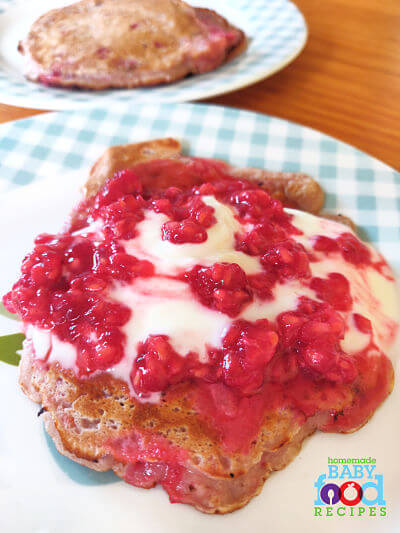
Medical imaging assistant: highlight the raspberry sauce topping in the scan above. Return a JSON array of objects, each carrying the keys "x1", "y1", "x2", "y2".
[
  {"x1": 313, "y1": 232, "x2": 372, "y2": 266},
  {"x1": 4, "y1": 158, "x2": 398, "y2": 448},
  {"x1": 185, "y1": 263, "x2": 253, "y2": 317}
]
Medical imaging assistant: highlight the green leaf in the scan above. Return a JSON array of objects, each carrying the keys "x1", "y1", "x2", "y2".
[
  {"x1": 0, "y1": 303, "x2": 20, "y2": 321},
  {"x1": 0, "y1": 333, "x2": 25, "y2": 366}
]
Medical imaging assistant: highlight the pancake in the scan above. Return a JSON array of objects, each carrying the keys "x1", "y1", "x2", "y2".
[
  {"x1": 18, "y1": 0, "x2": 246, "y2": 90},
  {"x1": 20, "y1": 347, "x2": 330, "y2": 513},
  {"x1": 6, "y1": 139, "x2": 397, "y2": 514},
  {"x1": 86, "y1": 138, "x2": 325, "y2": 211}
]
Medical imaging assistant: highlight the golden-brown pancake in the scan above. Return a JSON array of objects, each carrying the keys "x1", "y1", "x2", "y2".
[
  {"x1": 12, "y1": 139, "x2": 394, "y2": 514},
  {"x1": 18, "y1": 0, "x2": 246, "y2": 90}
]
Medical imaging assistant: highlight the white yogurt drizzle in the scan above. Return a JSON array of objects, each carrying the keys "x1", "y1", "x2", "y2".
[{"x1": 26, "y1": 196, "x2": 400, "y2": 394}]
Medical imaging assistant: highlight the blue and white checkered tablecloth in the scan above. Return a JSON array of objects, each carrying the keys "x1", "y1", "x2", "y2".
[{"x1": 0, "y1": 103, "x2": 398, "y2": 272}]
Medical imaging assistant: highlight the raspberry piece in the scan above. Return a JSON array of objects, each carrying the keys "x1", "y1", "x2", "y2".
[
  {"x1": 77, "y1": 328, "x2": 125, "y2": 373},
  {"x1": 353, "y1": 313, "x2": 372, "y2": 334},
  {"x1": 185, "y1": 263, "x2": 253, "y2": 317},
  {"x1": 220, "y1": 319, "x2": 278, "y2": 394},
  {"x1": 277, "y1": 311, "x2": 306, "y2": 348},
  {"x1": 95, "y1": 169, "x2": 142, "y2": 209},
  {"x1": 109, "y1": 253, "x2": 154, "y2": 282},
  {"x1": 70, "y1": 274, "x2": 107, "y2": 293},
  {"x1": 248, "y1": 272, "x2": 277, "y2": 300},
  {"x1": 261, "y1": 240, "x2": 311, "y2": 281},
  {"x1": 154, "y1": 192, "x2": 216, "y2": 245},
  {"x1": 310, "y1": 272, "x2": 353, "y2": 311},
  {"x1": 277, "y1": 297, "x2": 357, "y2": 384},
  {"x1": 313, "y1": 235, "x2": 339, "y2": 253},
  {"x1": 314, "y1": 232, "x2": 372, "y2": 267},
  {"x1": 29, "y1": 251, "x2": 62, "y2": 287},
  {"x1": 100, "y1": 195, "x2": 145, "y2": 240},
  {"x1": 151, "y1": 198, "x2": 173, "y2": 216},
  {"x1": 85, "y1": 299, "x2": 131, "y2": 327},
  {"x1": 65, "y1": 240, "x2": 95, "y2": 275},
  {"x1": 298, "y1": 343, "x2": 357, "y2": 384},
  {"x1": 298, "y1": 343, "x2": 338, "y2": 375},
  {"x1": 298, "y1": 308, "x2": 345, "y2": 342},
  {"x1": 230, "y1": 189, "x2": 281, "y2": 220},
  {"x1": 131, "y1": 335, "x2": 187, "y2": 395},
  {"x1": 162, "y1": 220, "x2": 207, "y2": 244},
  {"x1": 190, "y1": 202, "x2": 215, "y2": 228},
  {"x1": 337, "y1": 233, "x2": 371, "y2": 265},
  {"x1": 235, "y1": 223, "x2": 287, "y2": 256}
]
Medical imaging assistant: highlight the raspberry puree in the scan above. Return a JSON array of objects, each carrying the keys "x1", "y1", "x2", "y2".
[{"x1": 4, "y1": 158, "x2": 399, "y2": 449}]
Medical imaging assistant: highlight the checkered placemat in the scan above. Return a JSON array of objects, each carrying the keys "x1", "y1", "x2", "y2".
[
  {"x1": 0, "y1": 102, "x2": 399, "y2": 273},
  {"x1": 0, "y1": 0, "x2": 306, "y2": 109}
]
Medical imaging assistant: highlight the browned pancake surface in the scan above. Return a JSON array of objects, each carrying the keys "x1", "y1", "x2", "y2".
[{"x1": 19, "y1": 0, "x2": 246, "y2": 89}]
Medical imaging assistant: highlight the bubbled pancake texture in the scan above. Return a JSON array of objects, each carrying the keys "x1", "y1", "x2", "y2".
[{"x1": 20, "y1": 347, "x2": 327, "y2": 513}]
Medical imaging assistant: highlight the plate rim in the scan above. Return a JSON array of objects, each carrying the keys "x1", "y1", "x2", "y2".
[{"x1": 0, "y1": 100, "x2": 397, "y2": 176}]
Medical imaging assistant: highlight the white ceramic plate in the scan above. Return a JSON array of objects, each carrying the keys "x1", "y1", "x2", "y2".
[
  {"x1": 0, "y1": 0, "x2": 307, "y2": 110},
  {"x1": 0, "y1": 103, "x2": 399, "y2": 533}
]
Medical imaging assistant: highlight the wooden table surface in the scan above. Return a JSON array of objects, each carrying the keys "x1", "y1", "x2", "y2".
[{"x1": 0, "y1": 0, "x2": 399, "y2": 170}]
